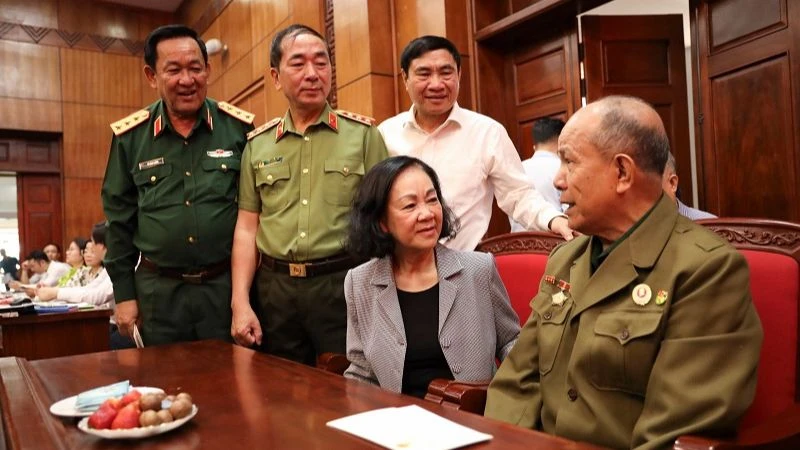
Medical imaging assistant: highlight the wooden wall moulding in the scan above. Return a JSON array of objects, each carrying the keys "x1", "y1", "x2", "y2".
[
  {"x1": 697, "y1": 218, "x2": 800, "y2": 254},
  {"x1": 0, "y1": 20, "x2": 144, "y2": 56},
  {"x1": 476, "y1": 231, "x2": 565, "y2": 255}
]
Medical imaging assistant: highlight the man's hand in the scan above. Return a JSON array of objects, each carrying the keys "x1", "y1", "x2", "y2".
[
  {"x1": 115, "y1": 300, "x2": 140, "y2": 338},
  {"x1": 8, "y1": 280, "x2": 21, "y2": 291},
  {"x1": 36, "y1": 287, "x2": 58, "y2": 301},
  {"x1": 231, "y1": 302, "x2": 263, "y2": 347},
  {"x1": 549, "y1": 216, "x2": 576, "y2": 240}
]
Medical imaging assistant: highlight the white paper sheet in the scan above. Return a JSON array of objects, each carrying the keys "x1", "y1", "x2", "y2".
[{"x1": 326, "y1": 404, "x2": 492, "y2": 450}]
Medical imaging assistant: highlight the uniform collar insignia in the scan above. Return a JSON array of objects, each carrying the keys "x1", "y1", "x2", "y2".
[
  {"x1": 327, "y1": 111, "x2": 338, "y2": 132},
  {"x1": 153, "y1": 115, "x2": 163, "y2": 138},
  {"x1": 206, "y1": 108, "x2": 213, "y2": 131},
  {"x1": 275, "y1": 119, "x2": 286, "y2": 142}
]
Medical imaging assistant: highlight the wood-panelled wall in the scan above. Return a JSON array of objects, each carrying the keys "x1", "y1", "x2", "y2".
[{"x1": 0, "y1": 0, "x2": 171, "y2": 249}]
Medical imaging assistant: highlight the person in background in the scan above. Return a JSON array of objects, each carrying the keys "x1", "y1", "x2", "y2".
[
  {"x1": 230, "y1": 24, "x2": 388, "y2": 364},
  {"x1": 0, "y1": 249, "x2": 19, "y2": 285},
  {"x1": 43, "y1": 243, "x2": 62, "y2": 262},
  {"x1": 662, "y1": 152, "x2": 717, "y2": 220},
  {"x1": 343, "y1": 156, "x2": 519, "y2": 398},
  {"x1": 102, "y1": 24, "x2": 254, "y2": 346},
  {"x1": 37, "y1": 222, "x2": 135, "y2": 349},
  {"x1": 378, "y1": 35, "x2": 573, "y2": 250},
  {"x1": 10, "y1": 250, "x2": 71, "y2": 296},
  {"x1": 56, "y1": 237, "x2": 88, "y2": 287},
  {"x1": 484, "y1": 96, "x2": 762, "y2": 449},
  {"x1": 510, "y1": 117, "x2": 565, "y2": 232}
]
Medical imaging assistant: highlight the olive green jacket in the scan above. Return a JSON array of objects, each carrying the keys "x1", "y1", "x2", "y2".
[{"x1": 485, "y1": 195, "x2": 762, "y2": 450}]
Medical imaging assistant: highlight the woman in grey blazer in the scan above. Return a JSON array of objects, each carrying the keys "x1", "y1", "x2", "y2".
[{"x1": 343, "y1": 156, "x2": 520, "y2": 398}]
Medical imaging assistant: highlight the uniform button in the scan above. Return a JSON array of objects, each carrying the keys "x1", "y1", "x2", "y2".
[
  {"x1": 221, "y1": 163, "x2": 227, "y2": 172},
  {"x1": 304, "y1": 136, "x2": 310, "y2": 141},
  {"x1": 543, "y1": 311, "x2": 552, "y2": 320},
  {"x1": 301, "y1": 199, "x2": 308, "y2": 206},
  {"x1": 567, "y1": 389, "x2": 578, "y2": 401},
  {"x1": 188, "y1": 236, "x2": 195, "y2": 244},
  {"x1": 185, "y1": 200, "x2": 191, "y2": 206},
  {"x1": 183, "y1": 140, "x2": 188, "y2": 145},
  {"x1": 343, "y1": 166, "x2": 349, "y2": 174},
  {"x1": 267, "y1": 174, "x2": 273, "y2": 181},
  {"x1": 299, "y1": 232, "x2": 307, "y2": 238},
  {"x1": 150, "y1": 175, "x2": 157, "y2": 183},
  {"x1": 620, "y1": 328, "x2": 630, "y2": 340},
  {"x1": 302, "y1": 168, "x2": 309, "y2": 174},
  {"x1": 185, "y1": 171, "x2": 191, "y2": 177}
]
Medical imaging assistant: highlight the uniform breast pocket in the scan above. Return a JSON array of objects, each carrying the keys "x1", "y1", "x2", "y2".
[
  {"x1": 255, "y1": 163, "x2": 291, "y2": 212},
  {"x1": 132, "y1": 164, "x2": 178, "y2": 210},
  {"x1": 533, "y1": 295, "x2": 572, "y2": 376},
  {"x1": 201, "y1": 157, "x2": 241, "y2": 200},
  {"x1": 590, "y1": 310, "x2": 663, "y2": 396},
  {"x1": 323, "y1": 158, "x2": 365, "y2": 206}
]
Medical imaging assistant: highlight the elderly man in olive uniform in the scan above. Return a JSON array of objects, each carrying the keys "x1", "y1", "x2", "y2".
[
  {"x1": 102, "y1": 25, "x2": 254, "y2": 345},
  {"x1": 230, "y1": 24, "x2": 388, "y2": 365},
  {"x1": 485, "y1": 96, "x2": 762, "y2": 450}
]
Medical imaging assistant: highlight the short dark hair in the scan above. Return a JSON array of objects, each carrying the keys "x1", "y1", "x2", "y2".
[
  {"x1": 400, "y1": 35, "x2": 461, "y2": 75},
  {"x1": 144, "y1": 24, "x2": 208, "y2": 69},
  {"x1": 270, "y1": 24, "x2": 329, "y2": 69},
  {"x1": 590, "y1": 96, "x2": 670, "y2": 175},
  {"x1": 25, "y1": 250, "x2": 48, "y2": 263},
  {"x1": 347, "y1": 156, "x2": 460, "y2": 259},
  {"x1": 91, "y1": 221, "x2": 108, "y2": 245},
  {"x1": 71, "y1": 237, "x2": 89, "y2": 255},
  {"x1": 533, "y1": 117, "x2": 565, "y2": 145},
  {"x1": 44, "y1": 242, "x2": 61, "y2": 254}
]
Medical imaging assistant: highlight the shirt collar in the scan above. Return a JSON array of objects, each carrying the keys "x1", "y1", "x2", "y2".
[
  {"x1": 405, "y1": 102, "x2": 464, "y2": 132},
  {"x1": 276, "y1": 103, "x2": 337, "y2": 142},
  {"x1": 152, "y1": 99, "x2": 213, "y2": 140},
  {"x1": 589, "y1": 196, "x2": 662, "y2": 273}
]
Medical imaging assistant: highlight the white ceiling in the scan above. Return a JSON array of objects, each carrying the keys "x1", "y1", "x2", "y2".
[{"x1": 101, "y1": 0, "x2": 183, "y2": 13}]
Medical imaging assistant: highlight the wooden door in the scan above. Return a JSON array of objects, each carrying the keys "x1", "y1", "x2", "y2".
[
  {"x1": 17, "y1": 174, "x2": 62, "y2": 257},
  {"x1": 582, "y1": 14, "x2": 693, "y2": 200},
  {"x1": 693, "y1": 0, "x2": 800, "y2": 221}
]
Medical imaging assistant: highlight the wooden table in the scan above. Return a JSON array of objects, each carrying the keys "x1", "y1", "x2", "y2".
[
  {"x1": 0, "y1": 308, "x2": 112, "y2": 360},
  {"x1": 0, "y1": 340, "x2": 604, "y2": 449}
]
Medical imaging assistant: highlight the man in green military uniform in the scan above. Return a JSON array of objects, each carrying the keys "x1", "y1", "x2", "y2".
[
  {"x1": 484, "y1": 96, "x2": 762, "y2": 449},
  {"x1": 230, "y1": 24, "x2": 388, "y2": 365},
  {"x1": 102, "y1": 25, "x2": 254, "y2": 345}
]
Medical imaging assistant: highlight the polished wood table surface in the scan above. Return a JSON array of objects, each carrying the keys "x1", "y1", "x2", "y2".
[
  {"x1": 0, "y1": 308, "x2": 111, "y2": 360},
  {"x1": 0, "y1": 340, "x2": 603, "y2": 449}
]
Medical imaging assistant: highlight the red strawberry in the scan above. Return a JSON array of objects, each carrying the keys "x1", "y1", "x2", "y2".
[
  {"x1": 88, "y1": 404, "x2": 118, "y2": 430},
  {"x1": 110, "y1": 402, "x2": 141, "y2": 429}
]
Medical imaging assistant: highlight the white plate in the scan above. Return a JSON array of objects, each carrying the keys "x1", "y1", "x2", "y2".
[
  {"x1": 77, "y1": 405, "x2": 198, "y2": 439},
  {"x1": 49, "y1": 386, "x2": 165, "y2": 418}
]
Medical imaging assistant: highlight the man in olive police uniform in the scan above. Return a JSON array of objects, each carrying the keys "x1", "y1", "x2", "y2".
[
  {"x1": 102, "y1": 25, "x2": 254, "y2": 345},
  {"x1": 484, "y1": 96, "x2": 762, "y2": 449},
  {"x1": 230, "y1": 24, "x2": 388, "y2": 365}
]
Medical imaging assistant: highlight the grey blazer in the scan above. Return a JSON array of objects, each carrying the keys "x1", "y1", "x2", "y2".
[{"x1": 343, "y1": 244, "x2": 520, "y2": 393}]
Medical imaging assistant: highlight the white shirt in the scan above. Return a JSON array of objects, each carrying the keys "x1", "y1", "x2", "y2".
[
  {"x1": 39, "y1": 261, "x2": 72, "y2": 287},
  {"x1": 379, "y1": 103, "x2": 562, "y2": 250},
  {"x1": 510, "y1": 151, "x2": 563, "y2": 232},
  {"x1": 57, "y1": 267, "x2": 116, "y2": 324}
]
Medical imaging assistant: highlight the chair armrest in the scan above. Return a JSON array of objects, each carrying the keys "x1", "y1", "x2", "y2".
[
  {"x1": 424, "y1": 379, "x2": 490, "y2": 415},
  {"x1": 316, "y1": 352, "x2": 349, "y2": 375},
  {"x1": 673, "y1": 404, "x2": 800, "y2": 450}
]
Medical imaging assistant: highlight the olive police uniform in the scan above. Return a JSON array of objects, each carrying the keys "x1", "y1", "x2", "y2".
[
  {"x1": 102, "y1": 98, "x2": 254, "y2": 345},
  {"x1": 238, "y1": 103, "x2": 388, "y2": 365},
  {"x1": 485, "y1": 195, "x2": 762, "y2": 450}
]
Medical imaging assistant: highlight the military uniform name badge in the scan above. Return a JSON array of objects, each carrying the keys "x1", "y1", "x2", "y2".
[
  {"x1": 544, "y1": 275, "x2": 571, "y2": 306},
  {"x1": 207, "y1": 149, "x2": 234, "y2": 158},
  {"x1": 138, "y1": 157, "x2": 164, "y2": 170}
]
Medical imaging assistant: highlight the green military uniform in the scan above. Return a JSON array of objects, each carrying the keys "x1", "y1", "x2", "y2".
[
  {"x1": 238, "y1": 103, "x2": 388, "y2": 365},
  {"x1": 485, "y1": 195, "x2": 763, "y2": 450},
  {"x1": 102, "y1": 98, "x2": 254, "y2": 345}
]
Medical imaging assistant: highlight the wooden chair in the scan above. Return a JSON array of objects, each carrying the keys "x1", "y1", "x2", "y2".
[{"x1": 424, "y1": 231, "x2": 564, "y2": 412}]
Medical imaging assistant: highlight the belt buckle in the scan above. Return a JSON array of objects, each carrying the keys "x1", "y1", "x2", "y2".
[
  {"x1": 182, "y1": 273, "x2": 204, "y2": 284},
  {"x1": 289, "y1": 263, "x2": 307, "y2": 278}
]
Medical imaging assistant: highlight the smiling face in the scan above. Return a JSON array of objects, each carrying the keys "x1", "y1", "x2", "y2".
[
  {"x1": 403, "y1": 49, "x2": 460, "y2": 127},
  {"x1": 145, "y1": 36, "x2": 209, "y2": 120},
  {"x1": 271, "y1": 32, "x2": 331, "y2": 114},
  {"x1": 381, "y1": 166, "x2": 443, "y2": 256}
]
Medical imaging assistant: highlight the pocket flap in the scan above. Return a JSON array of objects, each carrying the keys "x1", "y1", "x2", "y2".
[
  {"x1": 324, "y1": 158, "x2": 365, "y2": 177},
  {"x1": 594, "y1": 311, "x2": 662, "y2": 345},
  {"x1": 201, "y1": 157, "x2": 241, "y2": 172},
  {"x1": 132, "y1": 164, "x2": 172, "y2": 186},
  {"x1": 255, "y1": 163, "x2": 290, "y2": 186}
]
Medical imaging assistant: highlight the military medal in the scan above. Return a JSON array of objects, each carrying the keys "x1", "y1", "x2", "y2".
[
  {"x1": 551, "y1": 290, "x2": 567, "y2": 306},
  {"x1": 544, "y1": 274, "x2": 570, "y2": 306},
  {"x1": 655, "y1": 289, "x2": 668, "y2": 306},
  {"x1": 632, "y1": 283, "x2": 652, "y2": 306}
]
